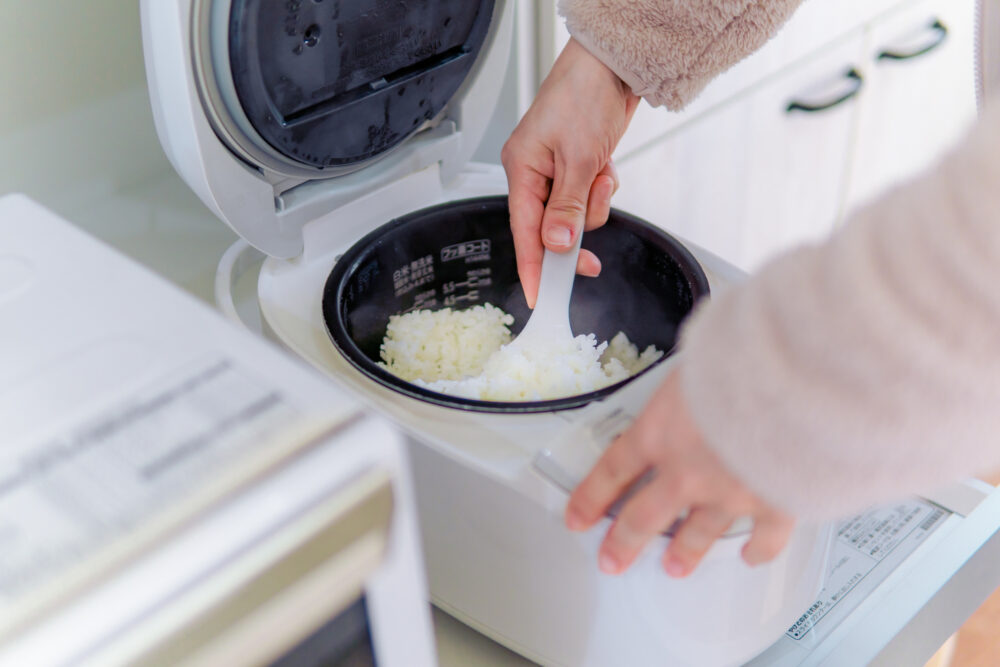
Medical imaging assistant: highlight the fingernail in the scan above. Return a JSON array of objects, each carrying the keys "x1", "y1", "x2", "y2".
[
  {"x1": 565, "y1": 509, "x2": 585, "y2": 531},
  {"x1": 664, "y1": 556, "x2": 687, "y2": 578},
  {"x1": 599, "y1": 552, "x2": 619, "y2": 575},
  {"x1": 544, "y1": 226, "x2": 572, "y2": 247},
  {"x1": 581, "y1": 257, "x2": 601, "y2": 278}
]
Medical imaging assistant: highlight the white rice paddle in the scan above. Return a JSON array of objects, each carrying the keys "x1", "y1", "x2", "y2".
[{"x1": 508, "y1": 231, "x2": 583, "y2": 350}]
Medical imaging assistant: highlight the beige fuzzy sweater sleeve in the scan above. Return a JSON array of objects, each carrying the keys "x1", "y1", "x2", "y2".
[
  {"x1": 560, "y1": 0, "x2": 1000, "y2": 519},
  {"x1": 680, "y1": 103, "x2": 1000, "y2": 519},
  {"x1": 558, "y1": 0, "x2": 802, "y2": 109}
]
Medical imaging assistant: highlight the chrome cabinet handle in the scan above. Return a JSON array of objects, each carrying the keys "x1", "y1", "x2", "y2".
[
  {"x1": 877, "y1": 19, "x2": 948, "y2": 61},
  {"x1": 786, "y1": 68, "x2": 864, "y2": 114}
]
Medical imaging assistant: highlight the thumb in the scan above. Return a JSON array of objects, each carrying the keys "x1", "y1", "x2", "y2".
[{"x1": 541, "y1": 157, "x2": 599, "y2": 252}]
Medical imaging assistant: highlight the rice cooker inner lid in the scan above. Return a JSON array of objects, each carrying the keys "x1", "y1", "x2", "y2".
[{"x1": 202, "y1": 0, "x2": 496, "y2": 175}]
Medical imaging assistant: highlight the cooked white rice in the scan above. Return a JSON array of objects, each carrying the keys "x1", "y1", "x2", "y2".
[{"x1": 378, "y1": 303, "x2": 663, "y2": 401}]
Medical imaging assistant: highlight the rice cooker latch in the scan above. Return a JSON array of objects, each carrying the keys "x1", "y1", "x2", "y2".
[{"x1": 165, "y1": 0, "x2": 512, "y2": 258}]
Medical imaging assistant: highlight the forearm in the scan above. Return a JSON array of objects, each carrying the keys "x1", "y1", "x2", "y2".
[
  {"x1": 558, "y1": 0, "x2": 804, "y2": 109},
  {"x1": 679, "y1": 100, "x2": 1000, "y2": 519}
]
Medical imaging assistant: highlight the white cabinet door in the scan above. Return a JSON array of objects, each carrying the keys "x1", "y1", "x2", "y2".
[
  {"x1": 615, "y1": 36, "x2": 865, "y2": 272},
  {"x1": 844, "y1": 0, "x2": 978, "y2": 209}
]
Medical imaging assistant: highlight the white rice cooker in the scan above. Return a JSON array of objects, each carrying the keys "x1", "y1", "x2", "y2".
[{"x1": 140, "y1": 1, "x2": 834, "y2": 665}]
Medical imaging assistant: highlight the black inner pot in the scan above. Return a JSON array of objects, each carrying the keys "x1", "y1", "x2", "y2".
[{"x1": 322, "y1": 196, "x2": 710, "y2": 413}]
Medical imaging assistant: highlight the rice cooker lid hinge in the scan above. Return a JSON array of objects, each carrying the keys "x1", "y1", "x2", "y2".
[{"x1": 198, "y1": 0, "x2": 496, "y2": 179}]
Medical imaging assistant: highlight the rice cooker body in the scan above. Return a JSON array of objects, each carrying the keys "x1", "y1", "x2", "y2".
[{"x1": 141, "y1": 2, "x2": 834, "y2": 666}]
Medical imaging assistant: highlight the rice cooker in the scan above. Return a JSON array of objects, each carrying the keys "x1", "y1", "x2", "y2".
[{"x1": 140, "y1": 1, "x2": 834, "y2": 665}]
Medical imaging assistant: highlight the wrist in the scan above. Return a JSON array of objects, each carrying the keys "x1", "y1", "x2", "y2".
[{"x1": 565, "y1": 35, "x2": 641, "y2": 106}]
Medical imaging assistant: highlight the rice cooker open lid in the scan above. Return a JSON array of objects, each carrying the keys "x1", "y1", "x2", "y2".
[{"x1": 187, "y1": 0, "x2": 510, "y2": 257}]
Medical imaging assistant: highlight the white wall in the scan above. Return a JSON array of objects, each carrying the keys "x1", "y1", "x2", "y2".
[
  {"x1": 0, "y1": 2, "x2": 146, "y2": 127},
  {"x1": 0, "y1": 2, "x2": 235, "y2": 303},
  {"x1": 0, "y1": 1, "x2": 170, "y2": 215}
]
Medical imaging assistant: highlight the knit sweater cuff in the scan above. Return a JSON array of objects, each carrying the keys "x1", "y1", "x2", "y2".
[{"x1": 559, "y1": 0, "x2": 801, "y2": 110}]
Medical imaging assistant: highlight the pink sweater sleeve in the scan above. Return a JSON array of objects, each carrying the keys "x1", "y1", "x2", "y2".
[
  {"x1": 558, "y1": 0, "x2": 803, "y2": 109},
  {"x1": 678, "y1": 101, "x2": 1000, "y2": 519}
]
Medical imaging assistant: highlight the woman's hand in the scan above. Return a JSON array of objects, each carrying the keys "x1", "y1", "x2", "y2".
[
  {"x1": 565, "y1": 370, "x2": 795, "y2": 577},
  {"x1": 501, "y1": 38, "x2": 640, "y2": 308}
]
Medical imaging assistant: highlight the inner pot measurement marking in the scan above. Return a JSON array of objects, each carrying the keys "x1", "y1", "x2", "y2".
[
  {"x1": 392, "y1": 254, "x2": 434, "y2": 297},
  {"x1": 443, "y1": 267, "x2": 492, "y2": 307},
  {"x1": 441, "y1": 239, "x2": 491, "y2": 263},
  {"x1": 404, "y1": 288, "x2": 438, "y2": 313}
]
